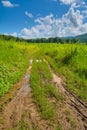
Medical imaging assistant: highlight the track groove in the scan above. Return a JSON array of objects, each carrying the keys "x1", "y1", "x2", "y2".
[{"x1": 46, "y1": 60, "x2": 87, "y2": 130}]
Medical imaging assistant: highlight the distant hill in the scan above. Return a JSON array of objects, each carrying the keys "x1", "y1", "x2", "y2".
[{"x1": 75, "y1": 33, "x2": 87, "y2": 43}]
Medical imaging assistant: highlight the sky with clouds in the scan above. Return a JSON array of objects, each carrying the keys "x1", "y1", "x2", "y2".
[{"x1": 0, "y1": 0, "x2": 87, "y2": 38}]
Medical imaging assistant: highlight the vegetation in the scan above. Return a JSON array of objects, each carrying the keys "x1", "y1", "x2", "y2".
[
  {"x1": 0, "y1": 38, "x2": 87, "y2": 102},
  {"x1": 44, "y1": 44, "x2": 87, "y2": 102},
  {"x1": 75, "y1": 33, "x2": 87, "y2": 43},
  {"x1": 30, "y1": 60, "x2": 62, "y2": 119},
  {"x1": 0, "y1": 39, "x2": 38, "y2": 96},
  {"x1": 0, "y1": 37, "x2": 87, "y2": 129},
  {"x1": 1, "y1": 33, "x2": 87, "y2": 44},
  {"x1": 0, "y1": 34, "x2": 78, "y2": 44}
]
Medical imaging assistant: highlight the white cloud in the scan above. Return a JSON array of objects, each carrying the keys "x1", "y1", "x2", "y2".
[
  {"x1": 21, "y1": 13, "x2": 64, "y2": 38},
  {"x1": 1, "y1": 0, "x2": 19, "y2": 7},
  {"x1": 4, "y1": 32, "x2": 8, "y2": 35},
  {"x1": 71, "y1": 3, "x2": 80, "y2": 8},
  {"x1": 82, "y1": 10, "x2": 87, "y2": 14},
  {"x1": 4, "y1": 32, "x2": 17, "y2": 37},
  {"x1": 64, "y1": 7, "x2": 83, "y2": 28},
  {"x1": 35, "y1": 13, "x2": 54, "y2": 25},
  {"x1": 21, "y1": 5, "x2": 87, "y2": 38},
  {"x1": 25, "y1": 11, "x2": 33, "y2": 18},
  {"x1": 11, "y1": 32, "x2": 17, "y2": 37},
  {"x1": 21, "y1": 27, "x2": 40, "y2": 38},
  {"x1": 60, "y1": 0, "x2": 86, "y2": 7},
  {"x1": 21, "y1": 14, "x2": 54, "y2": 38},
  {"x1": 60, "y1": 0, "x2": 75, "y2": 5}
]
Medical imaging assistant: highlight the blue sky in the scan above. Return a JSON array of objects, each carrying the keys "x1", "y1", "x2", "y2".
[{"x1": 0, "y1": 0, "x2": 87, "y2": 38}]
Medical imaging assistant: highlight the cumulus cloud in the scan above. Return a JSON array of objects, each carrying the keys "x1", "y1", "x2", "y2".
[
  {"x1": 60, "y1": 0, "x2": 86, "y2": 7},
  {"x1": 64, "y1": 7, "x2": 83, "y2": 28},
  {"x1": 25, "y1": 11, "x2": 33, "y2": 18},
  {"x1": 21, "y1": 13, "x2": 65, "y2": 38},
  {"x1": 1, "y1": 0, "x2": 19, "y2": 7},
  {"x1": 4, "y1": 32, "x2": 8, "y2": 35},
  {"x1": 4, "y1": 32, "x2": 17, "y2": 37},
  {"x1": 82, "y1": 10, "x2": 87, "y2": 14},
  {"x1": 22, "y1": 28, "x2": 39, "y2": 37},
  {"x1": 11, "y1": 32, "x2": 17, "y2": 37},
  {"x1": 60, "y1": 0, "x2": 75, "y2": 5},
  {"x1": 71, "y1": 3, "x2": 80, "y2": 8},
  {"x1": 21, "y1": 14, "x2": 54, "y2": 38},
  {"x1": 21, "y1": 5, "x2": 87, "y2": 38},
  {"x1": 61, "y1": 6, "x2": 87, "y2": 36},
  {"x1": 35, "y1": 14, "x2": 54, "y2": 25}
]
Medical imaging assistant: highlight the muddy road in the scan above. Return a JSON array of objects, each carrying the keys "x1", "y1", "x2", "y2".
[
  {"x1": 0, "y1": 60, "x2": 87, "y2": 130},
  {"x1": 52, "y1": 72, "x2": 87, "y2": 130},
  {"x1": 0, "y1": 65, "x2": 32, "y2": 129}
]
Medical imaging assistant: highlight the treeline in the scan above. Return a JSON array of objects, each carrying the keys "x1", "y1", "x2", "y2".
[
  {"x1": 0, "y1": 35, "x2": 25, "y2": 42},
  {"x1": 26, "y1": 37, "x2": 78, "y2": 44},
  {"x1": 0, "y1": 34, "x2": 78, "y2": 44}
]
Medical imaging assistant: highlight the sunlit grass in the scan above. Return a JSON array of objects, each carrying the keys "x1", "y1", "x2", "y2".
[
  {"x1": 0, "y1": 39, "x2": 38, "y2": 96},
  {"x1": 44, "y1": 44, "x2": 87, "y2": 102},
  {"x1": 0, "y1": 39, "x2": 87, "y2": 103},
  {"x1": 30, "y1": 61, "x2": 55, "y2": 120}
]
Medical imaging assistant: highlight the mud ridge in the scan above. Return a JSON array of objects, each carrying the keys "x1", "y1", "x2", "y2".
[
  {"x1": 0, "y1": 65, "x2": 32, "y2": 129},
  {"x1": 45, "y1": 60, "x2": 87, "y2": 130},
  {"x1": 53, "y1": 73, "x2": 87, "y2": 130}
]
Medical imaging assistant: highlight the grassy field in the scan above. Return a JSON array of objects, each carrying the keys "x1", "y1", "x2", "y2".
[
  {"x1": 43, "y1": 44, "x2": 87, "y2": 102},
  {"x1": 0, "y1": 39, "x2": 87, "y2": 129},
  {"x1": 0, "y1": 39, "x2": 38, "y2": 96},
  {"x1": 0, "y1": 40, "x2": 87, "y2": 102},
  {"x1": 30, "y1": 59, "x2": 63, "y2": 120}
]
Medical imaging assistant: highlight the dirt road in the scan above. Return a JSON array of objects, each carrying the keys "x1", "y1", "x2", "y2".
[
  {"x1": 0, "y1": 65, "x2": 32, "y2": 129},
  {"x1": 52, "y1": 72, "x2": 87, "y2": 129},
  {"x1": 0, "y1": 60, "x2": 87, "y2": 130}
]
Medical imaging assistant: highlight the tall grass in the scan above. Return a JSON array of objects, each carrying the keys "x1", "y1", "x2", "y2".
[
  {"x1": 0, "y1": 39, "x2": 38, "y2": 96},
  {"x1": 44, "y1": 44, "x2": 87, "y2": 102},
  {"x1": 30, "y1": 61, "x2": 55, "y2": 120},
  {"x1": 0, "y1": 39, "x2": 87, "y2": 103}
]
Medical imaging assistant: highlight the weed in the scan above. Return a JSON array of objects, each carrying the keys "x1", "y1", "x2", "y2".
[{"x1": 56, "y1": 124, "x2": 62, "y2": 130}]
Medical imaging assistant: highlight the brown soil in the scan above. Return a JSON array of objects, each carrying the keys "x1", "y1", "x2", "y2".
[
  {"x1": 0, "y1": 65, "x2": 55, "y2": 130},
  {"x1": 0, "y1": 61, "x2": 87, "y2": 130},
  {"x1": 51, "y1": 67, "x2": 87, "y2": 130},
  {"x1": 44, "y1": 59, "x2": 87, "y2": 130},
  {"x1": 0, "y1": 65, "x2": 32, "y2": 129}
]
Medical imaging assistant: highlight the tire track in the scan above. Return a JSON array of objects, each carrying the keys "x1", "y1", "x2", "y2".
[
  {"x1": 53, "y1": 72, "x2": 87, "y2": 130},
  {"x1": 0, "y1": 65, "x2": 32, "y2": 129},
  {"x1": 45, "y1": 60, "x2": 87, "y2": 130}
]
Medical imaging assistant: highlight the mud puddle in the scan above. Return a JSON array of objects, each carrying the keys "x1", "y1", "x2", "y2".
[{"x1": 0, "y1": 65, "x2": 32, "y2": 129}]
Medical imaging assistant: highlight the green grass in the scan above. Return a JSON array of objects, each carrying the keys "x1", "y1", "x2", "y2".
[
  {"x1": 30, "y1": 56, "x2": 63, "y2": 121},
  {"x1": 56, "y1": 124, "x2": 63, "y2": 130},
  {"x1": 64, "y1": 108, "x2": 77, "y2": 129},
  {"x1": 0, "y1": 39, "x2": 87, "y2": 102},
  {"x1": 44, "y1": 44, "x2": 87, "y2": 102},
  {"x1": 30, "y1": 60, "x2": 55, "y2": 120},
  {"x1": 0, "y1": 39, "x2": 38, "y2": 96},
  {"x1": 0, "y1": 39, "x2": 87, "y2": 129}
]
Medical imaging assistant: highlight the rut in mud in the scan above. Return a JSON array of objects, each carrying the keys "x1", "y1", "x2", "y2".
[
  {"x1": 49, "y1": 65, "x2": 87, "y2": 130},
  {"x1": 52, "y1": 73, "x2": 87, "y2": 129},
  {"x1": 0, "y1": 63, "x2": 47, "y2": 130},
  {"x1": 0, "y1": 61, "x2": 56, "y2": 130},
  {"x1": 0, "y1": 65, "x2": 32, "y2": 129},
  {"x1": 0, "y1": 60, "x2": 87, "y2": 130}
]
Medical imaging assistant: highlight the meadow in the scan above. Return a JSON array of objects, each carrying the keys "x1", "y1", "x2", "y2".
[
  {"x1": 43, "y1": 44, "x2": 87, "y2": 102},
  {"x1": 0, "y1": 39, "x2": 87, "y2": 102},
  {"x1": 0, "y1": 39, "x2": 38, "y2": 96},
  {"x1": 0, "y1": 39, "x2": 87, "y2": 129}
]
